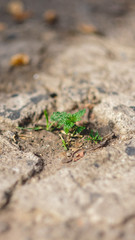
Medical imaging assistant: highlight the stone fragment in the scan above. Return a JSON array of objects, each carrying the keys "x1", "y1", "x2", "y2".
[
  {"x1": 0, "y1": 91, "x2": 51, "y2": 126},
  {"x1": 0, "y1": 135, "x2": 44, "y2": 209},
  {"x1": 93, "y1": 95, "x2": 135, "y2": 136}
]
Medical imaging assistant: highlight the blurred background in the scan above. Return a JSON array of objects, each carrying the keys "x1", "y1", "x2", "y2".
[
  {"x1": 0, "y1": 0, "x2": 135, "y2": 93},
  {"x1": 0, "y1": 0, "x2": 135, "y2": 34}
]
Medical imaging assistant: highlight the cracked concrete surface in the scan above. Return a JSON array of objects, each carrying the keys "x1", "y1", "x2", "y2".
[
  {"x1": 0, "y1": 0, "x2": 135, "y2": 240},
  {"x1": 0, "y1": 134, "x2": 44, "y2": 209}
]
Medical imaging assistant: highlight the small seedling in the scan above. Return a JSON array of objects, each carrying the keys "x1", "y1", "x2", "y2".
[
  {"x1": 85, "y1": 130, "x2": 103, "y2": 144},
  {"x1": 50, "y1": 109, "x2": 86, "y2": 135},
  {"x1": 17, "y1": 110, "x2": 53, "y2": 132},
  {"x1": 44, "y1": 109, "x2": 54, "y2": 131},
  {"x1": 18, "y1": 108, "x2": 97, "y2": 151},
  {"x1": 50, "y1": 109, "x2": 86, "y2": 150}
]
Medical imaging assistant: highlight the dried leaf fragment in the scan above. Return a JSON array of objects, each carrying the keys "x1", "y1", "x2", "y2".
[
  {"x1": 7, "y1": 1, "x2": 24, "y2": 15},
  {"x1": 78, "y1": 23, "x2": 98, "y2": 34},
  {"x1": 7, "y1": 1, "x2": 32, "y2": 23},
  {"x1": 73, "y1": 149, "x2": 85, "y2": 162},
  {"x1": 10, "y1": 53, "x2": 30, "y2": 66},
  {"x1": 0, "y1": 22, "x2": 7, "y2": 32},
  {"x1": 43, "y1": 10, "x2": 58, "y2": 24}
]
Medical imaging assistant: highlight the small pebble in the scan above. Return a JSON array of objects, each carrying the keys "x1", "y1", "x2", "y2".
[{"x1": 66, "y1": 152, "x2": 71, "y2": 157}]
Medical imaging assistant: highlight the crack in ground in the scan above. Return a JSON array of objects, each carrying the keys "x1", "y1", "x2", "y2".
[
  {"x1": 0, "y1": 182, "x2": 18, "y2": 211},
  {"x1": 0, "y1": 90, "x2": 118, "y2": 211},
  {"x1": 0, "y1": 154, "x2": 45, "y2": 211},
  {"x1": 85, "y1": 132, "x2": 117, "y2": 152},
  {"x1": 112, "y1": 213, "x2": 135, "y2": 228}
]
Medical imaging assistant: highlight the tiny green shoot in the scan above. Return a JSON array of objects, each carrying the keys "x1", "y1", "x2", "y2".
[
  {"x1": 85, "y1": 130, "x2": 103, "y2": 144},
  {"x1": 17, "y1": 110, "x2": 53, "y2": 132},
  {"x1": 59, "y1": 134, "x2": 68, "y2": 150},
  {"x1": 44, "y1": 110, "x2": 53, "y2": 131}
]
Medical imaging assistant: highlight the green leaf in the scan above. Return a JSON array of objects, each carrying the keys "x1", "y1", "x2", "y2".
[
  {"x1": 33, "y1": 126, "x2": 44, "y2": 131},
  {"x1": 44, "y1": 109, "x2": 51, "y2": 130},
  {"x1": 64, "y1": 126, "x2": 70, "y2": 134},
  {"x1": 75, "y1": 126, "x2": 85, "y2": 134},
  {"x1": 64, "y1": 121, "x2": 75, "y2": 134},
  {"x1": 50, "y1": 109, "x2": 86, "y2": 134},
  {"x1": 50, "y1": 112, "x2": 66, "y2": 122},
  {"x1": 72, "y1": 109, "x2": 86, "y2": 122},
  {"x1": 17, "y1": 126, "x2": 44, "y2": 131},
  {"x1": 44, "y1": 110, "x2": 48, "y2": 123},
  {"x1": 85, "y1": 130, "x2": 103, "y2": 143}
]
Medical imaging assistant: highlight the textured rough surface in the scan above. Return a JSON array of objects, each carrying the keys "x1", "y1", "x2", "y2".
[
  {"x1": 0, "y1": 134, "x2": 44, "y2": 209},
  {"x1": 0, "y1": 1, "x2": 135, "y2": 240},
  {"x1": 0, "y1": 90, "x2": 51, "y2": 125}
]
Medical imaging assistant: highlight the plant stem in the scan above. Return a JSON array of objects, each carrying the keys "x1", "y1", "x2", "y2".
[
  {"x1": 59, "y1": 134, "x2": 68, "y2": 150},
  {"x1": 44, "y1": 110, "x2": 50, "y2": 130}
]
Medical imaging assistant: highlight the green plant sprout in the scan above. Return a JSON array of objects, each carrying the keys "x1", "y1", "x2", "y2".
[
  {"x1": 44, "y1": 109, "x2": 54, "y2": 131},
  {"x1": 85, "y1": 130, "x2": 103, "y2": 144},
  {"x1": 50, "y1": 109, "x2": 86, "y2": 150},
  {"x1": 50, "y1": 109, "x2": 86, "y2": 135},
  {"x1": 17, "y1": 109, "x2": 103, "y2": 150},
  {"x1": 17, "y1": 110, "x2": 53, "y2": 132},
  {"x1": 59, "y1": 134, "x2": 68, "y2": 150},
  {"x1": 17, "y1": 109, "x2": 86, "y2": 150}
]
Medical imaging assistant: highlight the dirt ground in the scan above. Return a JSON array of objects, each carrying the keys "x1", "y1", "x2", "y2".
[{"x1": 0, "y1": 1, "x2": 135, "y2": 240}]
